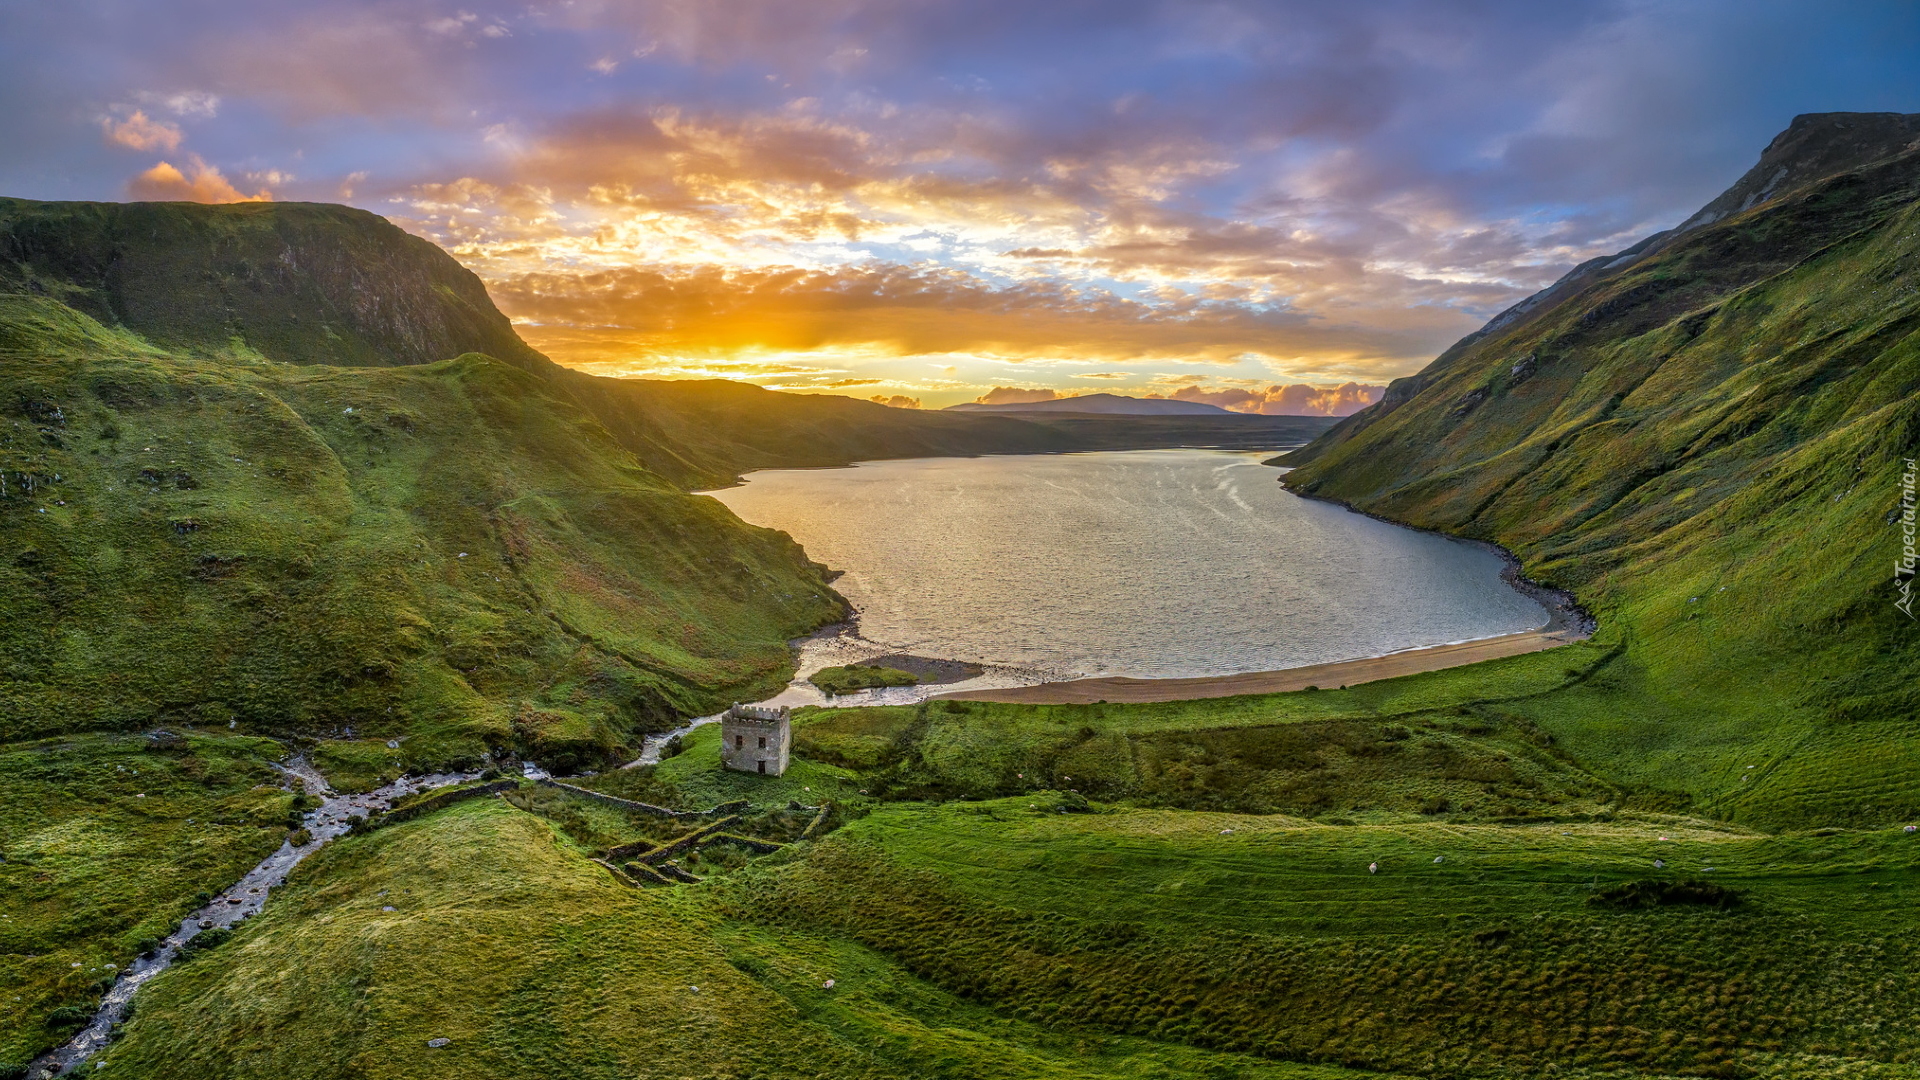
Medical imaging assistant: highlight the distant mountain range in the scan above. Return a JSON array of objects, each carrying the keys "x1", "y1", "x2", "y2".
[{"x1": 946, "y1": 393, "x2": 1231, "y2": 416}]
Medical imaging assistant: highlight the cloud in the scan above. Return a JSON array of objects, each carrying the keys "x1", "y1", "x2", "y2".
[
  {"x1": 1169, "y1": 382, "x2": 1383, "y2": 416},
  {"x1": 128, "y1": 157, "x2": 273, "y2": 203},
  {"x1": 825, "y1": 377, "x2": 883, "y2": 386},
  {"x1": 137, "y1": 90, "x2": 220, "y2": 118},
  {"x1": 14, "y1": 0, "x2": 1916, "y2": 404},
  {"x1": 870, "y1": 394, "x2": 923, "y2": 408},
  {"x1": 483, "y1": 262, "x2": 1464, "y2": 381},
  {"x1": 102, "y1": 110, "x2": 182, "y2": 152},
  {"x1": 977, "y1": 387, "x2": 1060, "y2": 405}
]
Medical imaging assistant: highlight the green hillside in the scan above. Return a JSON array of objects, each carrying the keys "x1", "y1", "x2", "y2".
[
  {"x1": 1280, "y1": 113, "x2": 1920, "y2": 827},
  {"x1": 0, "y1": 291, "x2": 843, "y2": 767}
]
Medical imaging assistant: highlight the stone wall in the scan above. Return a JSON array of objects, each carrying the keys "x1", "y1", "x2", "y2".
[
  {"x1": 707, "y1": 833, "x2": 784, "y2": 854},
  {"x1": 637, "y1": 816, "x2": 739, "y2": 865},
  {"x1": 536, "y1": 779, "x2": 705, "y2": 819},
  {"x1": 375, "y1": 779, "x2": 518, "y2": 827}
]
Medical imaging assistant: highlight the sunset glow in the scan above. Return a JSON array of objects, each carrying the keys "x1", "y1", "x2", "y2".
[{"x1": 7, "y1": 1, "x2": 1913, "y2": 407}]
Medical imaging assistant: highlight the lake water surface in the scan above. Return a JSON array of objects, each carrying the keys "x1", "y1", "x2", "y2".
[{"x1": 710, "y1": 449, "x2": 1548, "y2": 686}]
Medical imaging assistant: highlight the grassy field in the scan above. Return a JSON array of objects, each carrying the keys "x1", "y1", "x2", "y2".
[
  {"x1": 0, "y1": 732, "x2": 295, "y2": 1068},
  {"x1": 731, "y1": 799, "x2": 1920, "y2": 1079},
  {"x1": 762, "y1": 642, "x2": 1623, "y2": 821},
  {"x1": 65, "y1": 785, "x2": 1920, "y2": 1080},
  {"x1": 92, "y1": 796, "x2": 1398, "y2": 1080}
]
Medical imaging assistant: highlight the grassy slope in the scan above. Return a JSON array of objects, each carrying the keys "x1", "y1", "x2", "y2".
[
  {"x1": 0, "y1": 294, "x2": 842, "y2": 766},
  {"x1": 95, "y1": 797, "x2": 1390, "y2": 1080},
  {"x1": 1279, "y1": 145, "x2": 1920, "y2": 829},
  {"x1": 0, "y1": 733, "x2": 294, "y2": 1066},
  {"x1": 738, "y1": 800, "x2": 1920, "y2": 1080}
]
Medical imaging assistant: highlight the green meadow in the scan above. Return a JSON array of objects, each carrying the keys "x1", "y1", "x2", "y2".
[
  {"x1": 0, "y1": 733, "x2": 296, "y2": 1067},
  {"x1": 89, "y1": 796, "x2": 1399, "y2": 1080},
  {"x1": 60, "y1": 763, "x2": 1920, "y2": 1080}
]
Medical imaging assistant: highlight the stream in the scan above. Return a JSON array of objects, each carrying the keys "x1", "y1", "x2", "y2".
[
  {"x1": 28, "y1": 760, "x2": 482, "y2": 1079},
  {"x1": 622, "y1": 620, "x2": 1046, "y2": 769}
]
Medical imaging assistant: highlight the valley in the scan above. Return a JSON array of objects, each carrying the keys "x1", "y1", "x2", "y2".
[{"x1": 4, "y1": 111, "x2": 1919, "y2": 1080}]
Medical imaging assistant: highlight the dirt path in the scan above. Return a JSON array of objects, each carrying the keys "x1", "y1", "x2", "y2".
[{"x1": 934, "y1": 628, "x2": 1583, "y2": 705}]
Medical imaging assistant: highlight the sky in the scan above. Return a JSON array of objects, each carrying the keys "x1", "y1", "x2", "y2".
[{"x1": 3, "y1": 2, "x2": 1917, "y2": 411}]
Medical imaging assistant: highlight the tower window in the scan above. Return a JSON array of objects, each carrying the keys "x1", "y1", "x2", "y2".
[
  {"x1": 758, "y1": 736, "x2": 767, "y2": 749},
  {"x1": 735, "y1": 735, "x2": 744, "y2": 749}
]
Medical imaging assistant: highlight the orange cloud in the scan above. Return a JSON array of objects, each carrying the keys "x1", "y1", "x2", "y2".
[
  {"x1": 102, "y1": 110, "x2": 182, "y2": 152},
  {"x1": 870, "y1": 394, "x2": 923, "y2": 409},
  {"x1": 976, "y1": 387, "x2": 1061, "y2": 405},
  {"x1": 129, "y1": 157, "x2": 273, "y2": 203},
  {"x1": 1169, "y1": 382, "x2": 1383, "y2": 416},
  {"x1": 486, "y1": 263, "x2": 1455, "y2": 380}
]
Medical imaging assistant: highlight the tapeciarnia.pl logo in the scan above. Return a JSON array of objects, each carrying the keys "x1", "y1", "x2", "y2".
[{"x1": 1898, "y1": 457, "x2": 1917, "y2": 619}]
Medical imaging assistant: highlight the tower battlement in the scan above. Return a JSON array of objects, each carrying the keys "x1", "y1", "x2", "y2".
[{"x1": 719, "y1": 703, "x2": 791, "y2": 775}]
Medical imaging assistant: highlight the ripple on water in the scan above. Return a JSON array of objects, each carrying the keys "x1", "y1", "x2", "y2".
[{"x1": 709, "y1": 449, "x2": 1549, "y2": 681}]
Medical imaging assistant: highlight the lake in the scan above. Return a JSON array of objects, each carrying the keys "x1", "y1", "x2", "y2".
[{"x1": 708, "y1": 449, "x2": 1549, "y2": 686}]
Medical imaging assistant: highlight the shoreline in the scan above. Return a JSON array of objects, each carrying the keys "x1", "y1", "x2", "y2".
[
  {"x1": 1268, "y1": 472, "x2": 1598, "y2": 637},
  {"x1": 937, "y1": 472, "x2": 1596, "y2": 706},
  {"x1": 932, "y1": 627, "x2": 1585, "y2": 705},
  {"x1": 692, "y1": 438, "x2": 1321, "y2": 492},
  {"x1": 766, "y1": 455, "x2": 1598, "y2": 710}
]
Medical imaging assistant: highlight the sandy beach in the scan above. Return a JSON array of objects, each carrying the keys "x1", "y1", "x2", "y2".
[{"x1": 934, "y1": 627, "x2": 1584, "y2": 705}]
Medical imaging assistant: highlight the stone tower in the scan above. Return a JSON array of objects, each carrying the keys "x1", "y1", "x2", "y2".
[{"x1": 719, "y1": 703, "x2": 791, "y2": 776}]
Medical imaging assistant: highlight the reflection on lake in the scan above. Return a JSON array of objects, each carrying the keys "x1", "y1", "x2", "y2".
[{"x1": 710, "y1": 449, "x2": 1548, "y2": 685}]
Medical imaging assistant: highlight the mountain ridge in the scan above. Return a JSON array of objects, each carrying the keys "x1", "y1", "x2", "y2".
[
  {"x1": 945, "y1": 392, "x2": 1232, "y2": 415},
  {"x1": 1277, "y1": 112, "x2": 1920, "y2": 826}
]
